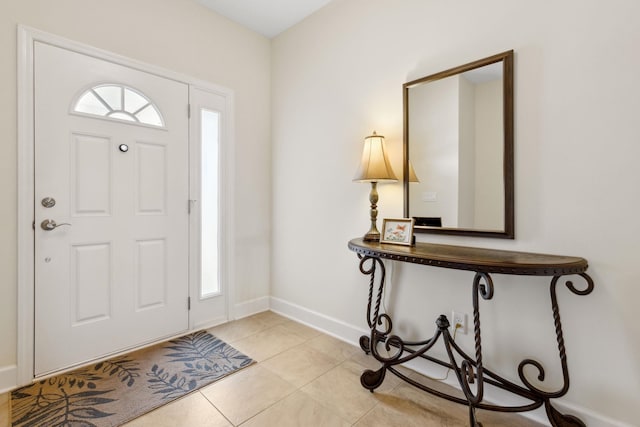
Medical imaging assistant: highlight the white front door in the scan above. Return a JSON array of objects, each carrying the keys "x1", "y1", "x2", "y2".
[{"x1": 34, "y1": 42, "x2": 190, "y2": 376}]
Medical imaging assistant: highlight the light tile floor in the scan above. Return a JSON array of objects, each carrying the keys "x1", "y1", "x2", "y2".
[{"x1": 1, "y1": 311, "x2": 543, "y2": 427}]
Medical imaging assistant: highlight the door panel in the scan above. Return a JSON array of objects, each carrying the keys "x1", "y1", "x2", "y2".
[
  {"x1": 34, "y1": 42, "x2": 190, "y2": 376},
  {"x1": 71, "y1": 242, "x2": 112, "y2": 324},
  {"x1": 136, "y1": 141, "x2": 167, "y2": 214},
  {"x1": 72, "y1": 134, "x2": 112, "y2": 215},
  {"x1": 135, "y1": 239, "x2": 167, "y2": 310}
]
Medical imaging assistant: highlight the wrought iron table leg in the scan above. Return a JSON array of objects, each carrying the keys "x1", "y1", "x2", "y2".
[
  {"x1": 360, "y1": 366, "x2": 387, "y2": 392},
  {"x1": 516, "y1": 274, "x2": 593, "y2": 427},
  {"x1": 545, "y1": 403, "x2": 586, "y2": 427},
  {"x1": 444, "y1": 273, "x2": 492, "y2": 427},
  {"x1": 469, "y1": 406, "x2": 483, "y2": 427}
]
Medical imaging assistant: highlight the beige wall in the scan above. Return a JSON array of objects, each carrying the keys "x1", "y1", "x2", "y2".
[
  {"x1": 272, "y1": 0, "x2": 640, "y2": 424},
  {"x1": 0, "y1": 0, "x2": 271, "y2": 383}
]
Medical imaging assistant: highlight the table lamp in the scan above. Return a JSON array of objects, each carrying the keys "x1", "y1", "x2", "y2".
[{"x1": 353, "y1": 131, "x2": 398, "y2": 241}]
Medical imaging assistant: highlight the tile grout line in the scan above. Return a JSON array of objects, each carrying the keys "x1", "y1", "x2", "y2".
[
  {"x1": 233, "y1": 384, "x2": 299, "y2": 426},
  {"x1": 220, "y1": 319, "x2": 367, "y2": 426},
  {"x1": 296, "y1": 385, "x2": 355, "y2": 426},
  {"x1": 350, "y1": 372, "x2": 408, "y2": 426},
  {"x1": 198, "y1": 389, "x2": 237, "y2": 426},
  {"x1": 300, "y1": 357, "x2": 379, "y2": 426},
  {"x1": 203, "y1": 317, "x2": 311, "y2": 426}
]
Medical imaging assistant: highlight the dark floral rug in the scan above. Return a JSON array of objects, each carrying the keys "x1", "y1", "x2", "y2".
[{"x1": 11, "y1": 331, "x2": 254, "y2": 426}]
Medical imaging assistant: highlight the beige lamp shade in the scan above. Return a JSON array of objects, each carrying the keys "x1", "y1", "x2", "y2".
[
  {"x1": 353, "y1": 131, "x2": 398, "y2": 182},
  {"x1": 408, "y1": 160, "x2": 419, "y2": 183}
]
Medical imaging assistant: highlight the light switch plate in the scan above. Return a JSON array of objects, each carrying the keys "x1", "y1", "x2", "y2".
[{"x1": 421, "y1": 191, "x2": 437, "y2": 202}]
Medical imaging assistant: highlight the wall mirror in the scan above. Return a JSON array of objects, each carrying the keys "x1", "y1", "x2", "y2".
[{"x1": 403, "y1": 50, "x2": 514, "y2": 238}]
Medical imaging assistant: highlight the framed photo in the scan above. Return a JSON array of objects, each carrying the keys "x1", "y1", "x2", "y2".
[{"x1": 380, "y1": 218, "x2": 415, "y2": 246}]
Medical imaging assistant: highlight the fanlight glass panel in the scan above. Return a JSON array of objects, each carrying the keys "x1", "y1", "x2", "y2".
[{"x1": 74, "y1": 84, "x2": 164, "y2": 127}]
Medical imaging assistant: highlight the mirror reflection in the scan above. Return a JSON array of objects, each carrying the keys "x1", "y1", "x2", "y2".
[{"x1": 403, "y1": 50, "x2": 514, "y2": 238}]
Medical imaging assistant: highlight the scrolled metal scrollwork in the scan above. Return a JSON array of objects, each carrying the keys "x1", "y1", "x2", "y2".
[
  {"x1": 517, "y1": 273, "x2": 593, "y2": 401},
  {"x1": 368, "y1": 332, "x2": 404, "y2": 363},
  {"x1": 376, "y1": 313, "x2": 393, "y2": 336},
  {"x1": 358, "y1": 255, "x2": 387, "y2": 330},
  {"x1": 475, "y1": 272, "x2": 494, "y2": 301},
  {"x1": 563, "y1": 273, "x2": 594, "y2": 296},
  {"x1": 367, "y1": 314, "x2": 404, "y2": 363}
]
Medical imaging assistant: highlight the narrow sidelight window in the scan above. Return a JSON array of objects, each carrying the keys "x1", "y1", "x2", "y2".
[{"x1": 200, "y1": 109, "x2": 220, "y2": 297}]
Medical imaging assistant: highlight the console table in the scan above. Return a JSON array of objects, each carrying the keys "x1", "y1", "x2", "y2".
[{"x1": 348, "y1": 238, "x2": 593, "y2": 427}]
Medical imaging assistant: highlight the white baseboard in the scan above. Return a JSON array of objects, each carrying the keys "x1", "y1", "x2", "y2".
[
  {"x1": 192, "y1": 315, "x2": 229, "y2": 331},
  {"x1": 0, "y1": 364, "x2": 17, "y2": 394},
  {"x1": 269, "y1": 296, "x2": 368, "y2": 346},
  {"x1": 268, "y1": 296, "x2": 630, "y2": 427},
  {"x1": 553, "y1": 400, "x2": 634, "y2": 427},
  {"x1": 234, "y1": 296, "x2": 270, "y2": 319}
]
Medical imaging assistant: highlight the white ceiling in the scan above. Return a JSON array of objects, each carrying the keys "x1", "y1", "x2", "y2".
[{"x1": 196, "y1": 0, "x2": 334, "y2": 38}]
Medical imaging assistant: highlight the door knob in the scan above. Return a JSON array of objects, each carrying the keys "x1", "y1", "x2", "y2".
[{"x1": 41, "y1": 219, "x2": 71, "y2": 231}]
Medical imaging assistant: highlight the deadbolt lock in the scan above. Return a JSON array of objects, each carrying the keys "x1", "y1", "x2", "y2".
[{"x1": 41, "y1": 197, "x2": 56, "y2": 208}]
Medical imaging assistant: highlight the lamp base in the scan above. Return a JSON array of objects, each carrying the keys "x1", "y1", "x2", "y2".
[
  {"x1": 363, "y1": 181, "x2": 381, "y2": 242},
  {"x1": 363, "y1": 231, "x2": 381, "y2": 242}
]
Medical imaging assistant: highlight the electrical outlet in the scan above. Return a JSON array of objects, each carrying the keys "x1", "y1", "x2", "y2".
[{"x1": 451, "y1": 311, "x2": 467, "y2": 334}]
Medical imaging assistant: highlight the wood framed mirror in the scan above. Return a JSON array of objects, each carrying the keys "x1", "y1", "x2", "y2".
[{"x1": 403, "y1": 50, "x2": 514, "y2": 238}]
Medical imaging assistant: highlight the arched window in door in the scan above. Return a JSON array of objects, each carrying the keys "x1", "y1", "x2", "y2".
[{"x1": 73, "y1": 84, "x2": 165, "y2": 128}]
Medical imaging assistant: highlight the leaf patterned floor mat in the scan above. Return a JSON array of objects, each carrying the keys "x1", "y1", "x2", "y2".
[{"x1": 11, "y1": 331, "x2": 254, "y2": 426}]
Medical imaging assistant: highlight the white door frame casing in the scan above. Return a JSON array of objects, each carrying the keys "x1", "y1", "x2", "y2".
[
  {"x1": 188, "y1": 86, "x2": 233, "y2": 331},
  {"x1": 16, "y1": 26, "x2": 236, "y2": 386}
]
